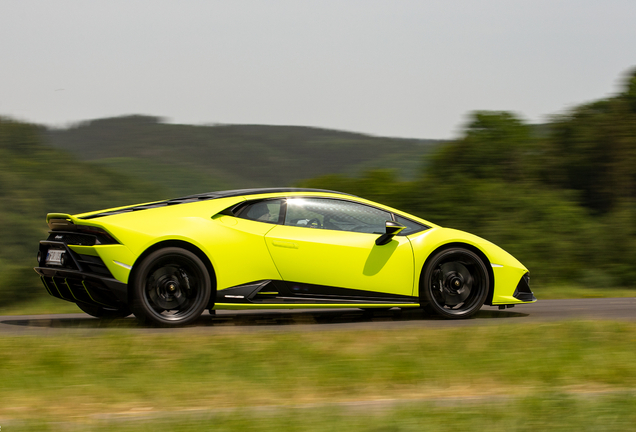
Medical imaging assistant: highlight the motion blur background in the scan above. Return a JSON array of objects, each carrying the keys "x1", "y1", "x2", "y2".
[
  {"x1": 1, "y1": 1, "x2": 636, "y2": 430},
  {"x1": 1, "y1": 0, "x2": 636, "y2": 306}
]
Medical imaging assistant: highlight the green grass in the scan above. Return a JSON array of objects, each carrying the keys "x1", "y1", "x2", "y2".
[
  {"x1": 0, "y1": 295, "x2": 81, "y2": 316},
  {"x1": 6, "y1": 393, "x2": 636, "y2": 431},
  {"x1": 534, "y1": 285, "x2": 636, "y2": 299},
  {"x1": 1, "y1": 321, "x2": 635, "y2": 425}
]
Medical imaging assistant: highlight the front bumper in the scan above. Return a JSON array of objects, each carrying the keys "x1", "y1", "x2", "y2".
[
  {"x1": 513, "y1": 272, "x2": 536, "y2": 302},
  {"x1": 490, "y1": 267, "x2": 537, "y2": 305}
]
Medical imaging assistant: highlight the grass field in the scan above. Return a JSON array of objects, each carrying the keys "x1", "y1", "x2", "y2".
[
  {"x1": 0, "y1": 294, "x2": 81, "y2": 316},
  {"x1": 6, "y1": 394, "x2": 636, "y2": 431},
  {"x1": 535, "y1": 286, "x2": 636, "y2": 300},
  {"x1": 1, "y1": 321, "x2": 635, "y2": 430}
]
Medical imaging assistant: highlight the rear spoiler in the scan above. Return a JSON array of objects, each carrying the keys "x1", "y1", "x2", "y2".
[
  {"x1": 47, "y1": 213, "x2": 78, "y2": 231},
  {"x1": 46, "y1": 213, "x2": 120, "y2": 244}
]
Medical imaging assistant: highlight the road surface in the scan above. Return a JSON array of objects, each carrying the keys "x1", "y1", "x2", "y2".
[{"x1": 0, "y1": 297, "x2": 634, "y2": 335}]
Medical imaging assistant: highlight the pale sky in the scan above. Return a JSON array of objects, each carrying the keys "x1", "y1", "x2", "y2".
[{"x1": 1, "y1": 0, "x2": 635, "y2": 139}]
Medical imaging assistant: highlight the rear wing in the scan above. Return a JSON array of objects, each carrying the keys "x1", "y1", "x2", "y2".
[{"x1": 46, "y1": 213, "x2": 78, "y2": 231}]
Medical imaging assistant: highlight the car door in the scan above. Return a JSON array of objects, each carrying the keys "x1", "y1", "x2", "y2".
[
  {"x1": 209, "y1": 199, "x2": 285, "y2": 289},
  {"x1": 265, "y1": 197, "x2": 415, "y2": 297}
]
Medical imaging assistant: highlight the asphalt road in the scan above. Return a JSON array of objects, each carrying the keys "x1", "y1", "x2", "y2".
[{"x1": 0, "y1": 297, "x2": 634, "y2": 336}]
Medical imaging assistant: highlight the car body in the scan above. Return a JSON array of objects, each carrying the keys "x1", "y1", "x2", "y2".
[{"x1": 34, "y1": 188, "x2": 535, "y2": 325}]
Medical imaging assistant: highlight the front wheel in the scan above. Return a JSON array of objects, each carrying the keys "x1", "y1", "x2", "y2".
[
  {"x1": 421, "y1": 248, "x2": 489, "y2": 319},
  {"x1": 131, "y1": 247, "x2": 212, "y2": 327}
]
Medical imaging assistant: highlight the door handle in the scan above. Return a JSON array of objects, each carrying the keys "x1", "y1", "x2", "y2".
[{"x1": 271, "y1": 240, "x2": 298, "y2": 249}]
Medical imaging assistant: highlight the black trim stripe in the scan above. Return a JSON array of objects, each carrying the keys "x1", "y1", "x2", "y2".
[{"x1": 217, "y1": 280, "x2": 419, "y2": 305}]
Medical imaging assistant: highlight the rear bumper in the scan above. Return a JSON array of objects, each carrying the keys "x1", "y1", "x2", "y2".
[
  {"x1": 34, "y1": 267, "x2": 129, "y2": 307},
  {"x1": 35, "y1": 239, "x2": 130, "y2": 308}
]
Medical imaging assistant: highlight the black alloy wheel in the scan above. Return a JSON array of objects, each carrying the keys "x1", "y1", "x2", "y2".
[
  {"x1": 76, "y1": 302, "x2": 131, "y2": 319},
  {"x1": 421, "y1": 247, "x2": 489, "y2": 319},
  {"x1": 131, "y1": 247, "x2": 211, "y2": 326}
]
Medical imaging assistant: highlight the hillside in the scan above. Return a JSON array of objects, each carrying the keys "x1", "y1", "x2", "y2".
[
  {"x1": 0, "y1": 118, "x2": 165, "y2": 304},
  {"x1": 43, "y1": 116, "x2": 443, "y2": 196}
]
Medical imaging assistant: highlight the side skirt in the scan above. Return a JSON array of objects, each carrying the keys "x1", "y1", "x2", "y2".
[
  {"x1": 215, "y1": 303, "x2": 421, "y2": 310},
  {"x1": 215, "y1": 280, "x2": 420, "y2": 307}
]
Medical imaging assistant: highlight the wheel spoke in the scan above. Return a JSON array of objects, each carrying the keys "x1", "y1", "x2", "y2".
[
  {"x1": 133, "y1": 249, "x2": 212, "y2": 326},
  {"x1": 178, "y1": 268, "x2": 193, "y2": 296},
  {"x1": 437, "y1": 262, "x2": 472, "y2": 306},
  {"x1": 423, "y1": 248, "x2": 489, "y2": 318}
]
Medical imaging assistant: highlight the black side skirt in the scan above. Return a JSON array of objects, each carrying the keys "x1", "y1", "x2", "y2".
[{"x1": 217, "y1": 280, "x2": 419, "y2": 305}]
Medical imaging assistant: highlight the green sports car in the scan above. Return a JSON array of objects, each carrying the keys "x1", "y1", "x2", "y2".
[{"x1": 35, "y1": 188, "x2": 535, "y2": 326}]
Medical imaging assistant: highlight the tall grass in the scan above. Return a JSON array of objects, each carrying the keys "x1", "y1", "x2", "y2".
[{"x1": 1, "y1": 321, "x2": 635, "y2": 422}]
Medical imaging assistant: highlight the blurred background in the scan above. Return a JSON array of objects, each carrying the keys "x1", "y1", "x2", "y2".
[
  {"x1": 1, "y1": 1, "x2": 635, "y2": 308},
  {"x1": 3, "y1": 80, "x2": 636, "y2": 307}
]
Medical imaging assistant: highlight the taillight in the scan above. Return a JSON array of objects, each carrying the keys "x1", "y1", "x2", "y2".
[{"x1": 76, "y1": 226, "x2": 119, "y2": 244}]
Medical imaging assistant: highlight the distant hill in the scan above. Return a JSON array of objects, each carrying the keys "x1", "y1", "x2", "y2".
[
  {"x1": 0, "y1": 118, "x2": 164, "y2": 260},
  {"x1": 0, "y1": 118, "x2": 165, "y2": 304},
  {"x1": 43, "y1": 116, "x2": 444, "y2": 196}
]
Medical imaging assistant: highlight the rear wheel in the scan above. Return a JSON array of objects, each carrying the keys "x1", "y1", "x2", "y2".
[
  {"x1": 77, "y1": 302, "x2": 131, "y2": 319},
  {"x1": 131, "y1": 247, "x2": 211, "y2": 327},
  {"x1": 421, "y1": 248, "x2": 489, "y2": 319}
]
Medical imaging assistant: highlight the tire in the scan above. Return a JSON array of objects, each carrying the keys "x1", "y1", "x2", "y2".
[
  {"x1": 131, "y1": 247, "x2": 212, "y2": 327},
  {"x1": 77, "y1": 302, "x2": 131, "y2": 319},
  {"x1": 420, "y1": 247, "x2": 489, "y2": 319}
]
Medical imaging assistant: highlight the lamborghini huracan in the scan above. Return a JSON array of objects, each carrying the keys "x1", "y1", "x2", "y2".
[{"x1": 34, "y1": 188, "x2": 535, "y2": 326}]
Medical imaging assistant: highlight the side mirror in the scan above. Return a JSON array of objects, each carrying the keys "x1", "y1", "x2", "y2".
[{"x1": 375, "y1": 221, "x2": 406, "y2": 246}]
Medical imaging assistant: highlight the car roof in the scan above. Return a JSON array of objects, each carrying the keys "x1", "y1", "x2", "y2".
[
  {"x1": 79, "y1": 188, "x2": 355, "y2": 220},
  {"x1": 173, "y1": 188, "x2": 356, "y2": 201}
]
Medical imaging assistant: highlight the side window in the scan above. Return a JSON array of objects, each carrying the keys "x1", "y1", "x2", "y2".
[
  {"x1": 394, "y1": 215, "x2": 428, "y2": 235},
  {"x1": 237, "y1": 199, "x2": 282, "y2": 224},
  {"x1": 285, "y1": 198, "x2": 391, "y2": 234}
]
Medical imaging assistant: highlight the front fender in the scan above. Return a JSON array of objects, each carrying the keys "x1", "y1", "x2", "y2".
[{"x1": 408, "y1": 227, "x2": 529, "y2": 303}]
